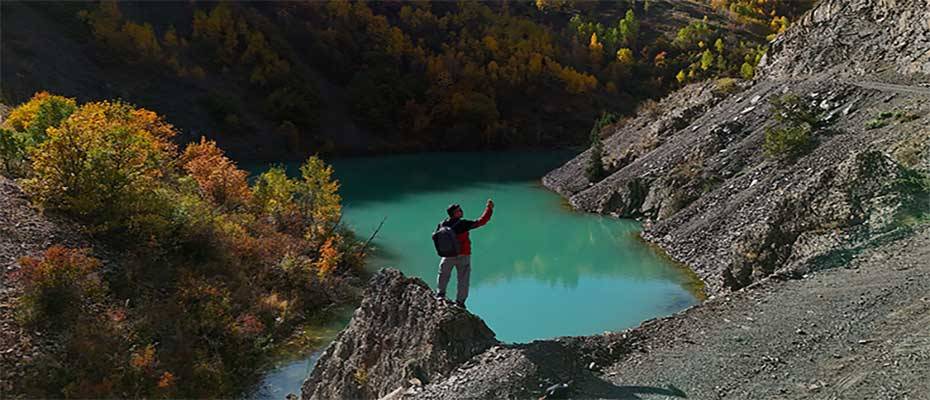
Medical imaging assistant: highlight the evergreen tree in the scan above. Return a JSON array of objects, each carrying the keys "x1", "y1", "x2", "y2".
[
  {"x1": 586, "y1": 128, "x2": 605, "y2": 182},
  {"x1": 585, "y1": 112, "x2": 615, "y2": 182},
  {"x1": 618, "y1": 9, "x2": 639, "y2": 48},
  {"x1": 701, "y1": 49, "x2": 715, "y2": 70}
]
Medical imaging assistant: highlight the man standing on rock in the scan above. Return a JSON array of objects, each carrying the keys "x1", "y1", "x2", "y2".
[{"x1": 435, "y1": 199, "x2": 494, "y2": 309}]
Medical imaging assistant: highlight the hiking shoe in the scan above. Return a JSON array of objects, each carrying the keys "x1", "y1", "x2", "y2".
[
  {"x1": 455, "y1": 300, "x2": 467, "y2": 309},
  {"x1": 435, "y1": 291, "x2": 446, "y2": 300}
]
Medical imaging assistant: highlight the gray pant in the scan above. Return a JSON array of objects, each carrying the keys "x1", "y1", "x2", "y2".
[{"x1": 437, "y1": 255, "x2": 471, "y2": 303}]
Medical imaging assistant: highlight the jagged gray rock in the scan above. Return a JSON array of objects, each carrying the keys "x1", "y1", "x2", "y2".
[
  {"x1": 301, "y1": 269, "x2": 498, "y2": 400},
  {"x1": 760, "y1": 0, "x2": 930, "y2": 78}
]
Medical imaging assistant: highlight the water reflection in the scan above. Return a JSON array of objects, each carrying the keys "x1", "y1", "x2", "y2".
[
  {"x1": 250, "y1": 352, "x2": 322, "y2": 400},
  {"x1": 247, "y1": 151, "x2": 701, "y2": 398}
]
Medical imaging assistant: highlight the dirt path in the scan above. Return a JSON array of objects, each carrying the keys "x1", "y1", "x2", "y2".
[
  {"x1": 848, "y1": 80, "x2": 930, "y2": 96},
  {"x1": 599, "y1": 226, "x2": 930, "y2": 399}
]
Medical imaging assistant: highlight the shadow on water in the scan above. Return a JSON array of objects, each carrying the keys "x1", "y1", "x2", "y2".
[
  {"x1": 246, "y1": 150, "x2": 578, "y2": 208},
  {"x1": 250, "y1": 149, "x2": 702, "y2": 397}
]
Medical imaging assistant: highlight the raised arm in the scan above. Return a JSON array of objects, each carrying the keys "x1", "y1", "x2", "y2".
[{"x1": 471, "y1": 199, "x2": 494, "y2": 229}]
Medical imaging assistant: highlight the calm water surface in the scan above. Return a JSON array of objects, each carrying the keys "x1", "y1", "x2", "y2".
[{"x1": 249, "y1": 151, "x2": 700, "y2": 399}]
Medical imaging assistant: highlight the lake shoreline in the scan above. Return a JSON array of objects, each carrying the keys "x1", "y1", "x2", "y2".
[
  {"x1": 248, "y1": 305, "x2": 357, "y2": 400},
  {"x1": 254, "y1": 150, "x2": 703, "y2": 396},
  {"x1": 300, "y1": 225, "x2": 930, "y2": 399}
]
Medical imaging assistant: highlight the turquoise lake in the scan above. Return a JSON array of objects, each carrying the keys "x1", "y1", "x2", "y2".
[{"x1": 249, "y1": 151, "x2": 701, "y2": 399}]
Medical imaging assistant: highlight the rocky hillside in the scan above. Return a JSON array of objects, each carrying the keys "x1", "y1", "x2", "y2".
[
  {"x1": 543, "y1": 0, "x2": 930, "y2": 295},
  {"x1": 303, "y1": 1, "x2": 929, "y2": 399},
  {"x1": 760, "y1": 0, "x2": 930, "y2": 79}
]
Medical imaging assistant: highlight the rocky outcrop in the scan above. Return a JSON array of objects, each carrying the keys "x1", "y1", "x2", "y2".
[
  {"x1": 302, "y1": 269, "x2": 671, "y2": 400},
  {"x1": 301, "y1": 269, "x2": 498, "y2": 400},
  {"x1": 543, "y1": 0, "x2": 930, "y2": 296}
]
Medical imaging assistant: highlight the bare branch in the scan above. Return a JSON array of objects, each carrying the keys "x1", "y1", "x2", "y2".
[{"x1": 356, "y1": 216, "x2": 387, "y2": 258}]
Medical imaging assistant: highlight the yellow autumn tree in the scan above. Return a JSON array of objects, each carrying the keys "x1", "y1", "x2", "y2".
[
  {"x1": 616, "y1": 48, "x2": 634, "y2": 64},
  {"x1": 23, "y1": 101, "x2": 177, "y2": 228},
  {"x1": 122, "y1": 21, "x2": 162, "y2": 62},
  {"x1": 299, "y1": 156, "x2": 342, "y2": 242},
  {"x1": 251, "y1": 156, "x2": 341, "y2": 243},
  {"x1": 3, "y1": 92, "x2": 77, "y2": 144},
  {"x1": 588, "y1": 32, "x2": 603, "y2": 66}
]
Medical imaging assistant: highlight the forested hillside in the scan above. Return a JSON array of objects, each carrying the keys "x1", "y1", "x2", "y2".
[
  {"x1": 0, "y1": 93, "x2": 364, "y2": 398},
  {"x1": 1, "y1": 0, "x2": 811, "y2": 159}
]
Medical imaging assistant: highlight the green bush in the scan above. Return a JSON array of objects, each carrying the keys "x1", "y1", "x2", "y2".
[
  {"x1": 24, "y1": 95, "x2": 77, "y2": 144},
  {"x1": 763, "y1": 124, "x2": 811, "y2": 158},
  {"x1": 740, "y1": 62, "x2": 754, "y2": 79},
  {"x1": 0, "y1": 92, "x2": 77, "y2": 176},
  {"x1": 894, "y1": 111, "x2": 919, "y2": 122},
  {"x1": 586, "y1": 130, "x2": 605, "y2": 182},
  {"x1": 714, "y1": 77, "x2": 740, "y2": 95},
  {"x1": 865, "y1": 118, "x2": 889, "y2": 130},
  {"x1": 763, "y1": 94, "x2": 826, "y2": 158},
  {"x1": 585, "y1": 112, "x2": 615, "y2": 182},
  {"x1": 867, "y1": 110, "x2": 919, "y2": 130},
  {"x1": 0, "y1": 128, "x2": 27, "y2": 176},
  {"x1": 769, "y1": 94, "x2": 823, "y2": 127}
]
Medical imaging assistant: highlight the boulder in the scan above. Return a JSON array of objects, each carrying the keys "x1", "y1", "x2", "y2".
[{"x1": 301, "y1": 269, "x2": 498, "y2": 400}]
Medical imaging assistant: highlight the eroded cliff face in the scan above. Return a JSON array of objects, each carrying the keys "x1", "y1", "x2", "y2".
[
  {"x1": 301, "y1": 269, "x2": 498, "y2": 400},
  {"x1": 543, "y1": 0, "x2": 930, "y2": 295},
  {"x1": 760, "y1": 0, "x2": 930, "y2": 78}
]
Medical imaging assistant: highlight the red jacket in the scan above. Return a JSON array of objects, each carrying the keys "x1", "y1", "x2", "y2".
[{"x1": 440, "y1": 205, "x2": 493, "y2": 256}]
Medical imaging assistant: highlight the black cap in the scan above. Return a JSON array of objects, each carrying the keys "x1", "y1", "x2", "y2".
[{"x1": 446, "y1": 204, "x2": 461, "y2": 217}]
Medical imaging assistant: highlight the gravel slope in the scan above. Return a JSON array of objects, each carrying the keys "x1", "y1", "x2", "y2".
[
  {"x1": 599, "y1": 226, "x2": 930, "y2": 399},
  {"x1": 0, "y1": 176, "x2": 90, "y2": 397}
]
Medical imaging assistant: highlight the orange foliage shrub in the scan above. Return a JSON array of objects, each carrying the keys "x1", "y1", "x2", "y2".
[
  {"x1": 130, "y1": 344, "x2": 158, "y2": 371},
  {"x1": 235, "y1": 313, "x2": 266, "y2": 336},
  {"x1": 14, "y1": 246, "x2": 103, "y2": 328},
  {"x1": 181, "y1": 137, "x2": 251, "y2": 209},
  {"x1": 157, "y1": 371, "x2": 176, "y2": 389},
  {"x1": 315, "y1": 235, "x2": 343, "y2": 279}
]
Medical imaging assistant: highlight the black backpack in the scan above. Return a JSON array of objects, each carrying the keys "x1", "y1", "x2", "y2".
[{"x1": 432, "y1": 222, "x2": 460, "y2": 257}]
